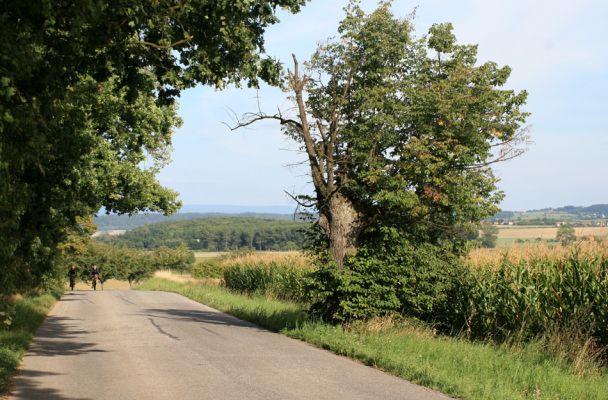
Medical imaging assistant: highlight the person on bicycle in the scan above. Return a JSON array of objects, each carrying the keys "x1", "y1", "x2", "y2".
[
  {"x1": 68, "y1": 265, "x2": 77, "y2": 290},
  {"x1": 91, "y1": 264, "x2": 100, "y2": 290}
]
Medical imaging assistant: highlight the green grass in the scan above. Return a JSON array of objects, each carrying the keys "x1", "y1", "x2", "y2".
[
  {"x1": 137, "y1": 278, "x2": 608, "y2": 400},
  {"x1": 0, "y1": 293, "x2": 58, "y2": 394},
  {"x1": 138, "y1": 278, "x2": 307, "y2": 331}
]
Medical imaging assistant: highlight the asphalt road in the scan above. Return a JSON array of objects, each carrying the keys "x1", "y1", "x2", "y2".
[{"x1": 11, "y1": 290, "x2": 451, "y2": 400}]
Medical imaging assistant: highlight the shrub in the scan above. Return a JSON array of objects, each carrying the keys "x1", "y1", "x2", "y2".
[
  {"x1": 192, "y1": 259, "x2": 225, "y2": 279},
  {"x1": 308, "y1": 239, "x2": 468, "y2": 326}
]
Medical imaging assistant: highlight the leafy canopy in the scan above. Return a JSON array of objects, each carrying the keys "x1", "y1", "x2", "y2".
[
  {"x1": 0, "y1": 0, "x2": 306, "y2": 293},
  {"x1": 297, "y1": 1, "x2": 529, "y2": 321},
  {"x1": 302, "y1": 2, "x2": 528, "y2": 251}
]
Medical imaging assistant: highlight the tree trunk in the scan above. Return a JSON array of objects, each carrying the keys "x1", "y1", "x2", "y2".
[{"x1": 320, "y1": 192, "x2": 361, "y2": 268}]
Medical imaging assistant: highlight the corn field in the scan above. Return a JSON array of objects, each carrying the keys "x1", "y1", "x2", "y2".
[
  {"x1": 192, "y1": 251, "x2": 313, "y2": 302},
  {"x1": 464, "y1": 243, "x2": 608, "y2": 349}
]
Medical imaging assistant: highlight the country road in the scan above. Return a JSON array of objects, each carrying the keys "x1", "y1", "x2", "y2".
[{"x1": 10, "y1": 290, "x2": 451, "y2": 400}]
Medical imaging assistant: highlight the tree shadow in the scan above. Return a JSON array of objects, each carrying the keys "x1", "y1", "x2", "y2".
[
  {"x1": 60, "y1": 293, "x2": 95, "y2": 304},
  {"x1": 27, "y1": 315, "x2": 105, "y2": 357},
  {"x1": 140, "y1": 308, "x2": 267, "y2": 331},
  {"x1": 10, "y1": 370, "x2": 93, "y2": 400},
  {"x1": 142, "y1": 302, "x2": 310, "y2": 332}
]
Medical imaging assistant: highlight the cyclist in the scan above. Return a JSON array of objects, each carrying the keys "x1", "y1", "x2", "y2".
[
  {"x1": 68, "y1": 265, "x2": 77, "y2": 291},
  {"x1": 91, "y1": 264, "x2": 101, "y2": 290}
]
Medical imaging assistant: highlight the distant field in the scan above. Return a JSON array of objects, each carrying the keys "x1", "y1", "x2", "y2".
[
  {"x1": 91, "y1": 229, "x2": 126, "y2": 237},
  {"x1": 193, "y1": 250, "x2": 302, "y2": 261},
  {"x1": 194, "y1": 251, "x2": 227, "y2": 260},
  {"x1": 497, "y1": 226, "x2": 608, "y2": 240}
]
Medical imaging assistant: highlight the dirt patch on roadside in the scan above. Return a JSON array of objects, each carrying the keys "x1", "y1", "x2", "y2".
[{"x1": 154, "y1": 270, "x2": 221, "y2": 285}]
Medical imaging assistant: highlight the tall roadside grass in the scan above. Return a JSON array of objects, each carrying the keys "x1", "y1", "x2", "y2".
[
  {"x1": 138, "y1": 278, "x2": 608, "y2": 400},
  {"x1": 0, "y1": 293, "x2": 58, "y2": 394},
  {"x1": 192, "y1": 251, "x2": 314, "y2": 302}
]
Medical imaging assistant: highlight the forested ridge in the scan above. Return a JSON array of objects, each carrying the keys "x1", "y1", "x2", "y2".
[
  {"x1": 96, "y1": 217, "x2": 308, "y2": 251},
  {"x1": 94, "y1": 212, "x2": 295, "y2": 231}
]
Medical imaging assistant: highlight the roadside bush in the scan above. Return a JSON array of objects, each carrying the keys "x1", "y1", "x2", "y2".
[
  {"x1": 61, "y1": 242, "x2": 196, "y2": 285},
  {"x1": 308, "y1": 238, "x2": 468, "y2": 326},
  {"x1": 192, "y1": 259, "x2": 225, "y2": 279}
]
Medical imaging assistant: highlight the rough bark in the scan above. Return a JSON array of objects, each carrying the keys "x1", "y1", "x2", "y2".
[
  {"x1": 230, "y1": 54, "x2": 362, "y2": 268},
  {"x1": 319, "y1": 192, "x2": 361, "y2": 268}
]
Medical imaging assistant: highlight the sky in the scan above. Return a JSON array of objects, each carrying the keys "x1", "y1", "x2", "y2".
[{"x1": 157, "y1": 0, "x2": 608, "y2": 212}]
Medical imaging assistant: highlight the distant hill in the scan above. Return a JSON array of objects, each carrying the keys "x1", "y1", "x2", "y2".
[
  {"x1": 94, "y1": 212, "x2": 296, "y2": 231},
  {"x1": 95, "y1": 217, "x2": 309, "y2": 251},
  {"x1": 552, "y1": 204, "x2": 608, "y2": 215},
  {"x1": 180, "y1": 204, "x2": 296, "y2": 214},
  {"x1": 490, "y1": 204, "x2": 608, "y2": 225}
]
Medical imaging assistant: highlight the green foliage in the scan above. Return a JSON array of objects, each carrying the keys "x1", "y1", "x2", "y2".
[
  {"x1": 298, "y1": 2, "x2": 528, "y2": 254},
  {"x1": 557, "y1": 224, "x2": 577, "y2": 246},
  {"x1": 192, "y1": 259, "x2": 225, "y2": 279},
  {"x1": 465, "y1": 253, "x2": 608, "y2": 347},
  {"x1": 280, "y1": 2, "x2": 528, "y2": 324},
  {"x1": 94, "y1": 212, "x2": 295, "y2": 231},
  {"x1": 99, "y1": 217, "x2": 308, "y2": 251},
  {"x1": 61, "y1": 242, "x2": 196, "y2": 285},
  {"x1": 0, "y1": 293, "x2": 57, "y2": 393},
  {"x1": 479, "y1": 223, "x2": 499, "y2": 248},
  {"x1": 0, "y1": 0, "x2": 306, "y2": 294},
  {"x1": 308, "y1": 231, "x2": 466, "y2": 325},
  {"x1": 152, "y1": 243, "x2": 195, "y2": 274},
  {"x1": 223, "y1": 263, "x2": 310, "y2": 303}
]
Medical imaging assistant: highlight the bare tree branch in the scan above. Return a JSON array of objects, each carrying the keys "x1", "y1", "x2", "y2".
[{"x1": 284, "y1": 190, "x2": 317, "y2": 208}]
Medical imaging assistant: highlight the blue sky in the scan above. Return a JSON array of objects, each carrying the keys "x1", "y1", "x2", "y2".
[{"x1": 157, "y1": 0, "x2": 608, "y2": 212}]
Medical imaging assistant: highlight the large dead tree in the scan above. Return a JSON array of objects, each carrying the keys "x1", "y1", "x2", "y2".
[{"x1": 231, "y1": 54, "x2": 361, "y2": 267}]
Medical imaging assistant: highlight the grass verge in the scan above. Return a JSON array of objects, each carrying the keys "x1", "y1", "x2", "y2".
[
  {"x1": 137, "y1": 278, "x2": 608, "y2": 400},
  {"x1": 0, "y1": 293, "x2": 58, "y2": 394}
]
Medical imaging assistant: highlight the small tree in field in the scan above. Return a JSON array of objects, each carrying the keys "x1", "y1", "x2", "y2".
[
  {"x1": 556, "y1": 224, "x2": 576, "y2": 246},
  {"x1": 479, "y1": 223, "x2": 499, "y2": 248}
]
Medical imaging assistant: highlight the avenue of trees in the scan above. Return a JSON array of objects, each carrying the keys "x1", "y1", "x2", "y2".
[
  {"x1": 98, "y1": 217, "x2": 307, "y2": 251},
  {"x1": 0, "y1": 0, "x2": 306, "y2": 294}
]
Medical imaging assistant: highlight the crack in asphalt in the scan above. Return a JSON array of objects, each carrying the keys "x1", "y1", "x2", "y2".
[{"x1": 147, "y1": 317, "x2": 179, "y2": 341}]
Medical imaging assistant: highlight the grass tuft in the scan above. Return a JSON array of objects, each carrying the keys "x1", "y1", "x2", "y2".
[{"x1": 0, "y1": 293, "x2": 57, "y2": 394}]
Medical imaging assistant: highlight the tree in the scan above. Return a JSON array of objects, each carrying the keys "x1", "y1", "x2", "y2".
[
  {"x1": 556, "y1": 224, "x2": 576, "y2": 246},
  {"x1": 479, "y1": 223, "x2": 499, "y2": 248},
  {"x1": 0, "y1": 0, "x2": 306, "y2": 294},
  {"x1": 233, "y1": 2, "x2": 529, "y2": 267}
]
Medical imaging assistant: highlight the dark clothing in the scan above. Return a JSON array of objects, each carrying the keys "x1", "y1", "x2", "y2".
[
  {"x1": 68, "y1": 269, "x2": 77, "y2": 279},
  {"x1": 91, "y1": 268, "x2": 99, "y2": 277}
]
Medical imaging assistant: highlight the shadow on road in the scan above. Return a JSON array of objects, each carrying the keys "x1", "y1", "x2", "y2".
[
  {"x1": 141, "y1": 308, "x2": 268, "y2": 332},
  {"x1": 11, "y1": 370, "x2": 93, "y2": 400},
  {"x1": 27, "y1": 316, "x2": 105, "y2": 357}
]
